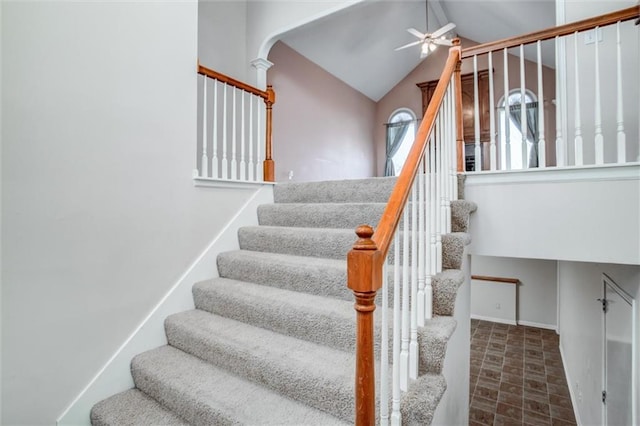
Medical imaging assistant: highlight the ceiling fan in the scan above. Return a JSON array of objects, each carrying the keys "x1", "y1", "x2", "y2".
[{"x1": 395, "y1": 0, "x2": 456, "y2": 58}]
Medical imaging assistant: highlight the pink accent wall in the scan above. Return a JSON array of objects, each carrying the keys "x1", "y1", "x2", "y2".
[
  {"x1": 375, "y1": 37, "x2": 557, "y2": 175},
  {"x1": 267, "y1": 41, "x2": 377, "y2": 182}
]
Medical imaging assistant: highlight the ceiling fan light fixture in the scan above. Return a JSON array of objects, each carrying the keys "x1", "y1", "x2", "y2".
[
  {"x1": 429, "y1": 42, "x2": 437, "y2": 52},
  {"x1": 421, "y1": 42, "x2": 430, "y2": 55}
]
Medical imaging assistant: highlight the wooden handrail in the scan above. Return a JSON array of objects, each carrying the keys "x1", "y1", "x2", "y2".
[
  {"x1": 197, "y1": 62, "x2": 269, "y2": 100},
  {"x1": 461, "y1": 6, "x2": 639, "y2": 58},
  {"x1": 471, "y1": 275, "x2": 519, "y2": 284},
  {"x1": 346, "y1": 41, "x2": 462, "y2": 425},
  {"x1": 197, "y1": 61, "x2": 276, "y2": 182},
  {"x1": 373, "y1": 45, "x2": 461, "y2": 258}
]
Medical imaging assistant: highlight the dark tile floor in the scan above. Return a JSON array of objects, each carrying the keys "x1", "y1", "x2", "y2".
[{"x1": 469, "y1": 319, "x2": 577, "y2": 426}]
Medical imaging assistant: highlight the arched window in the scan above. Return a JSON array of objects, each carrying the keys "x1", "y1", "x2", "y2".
[
  {"x1": 385, "y1": 108, "x2": 417, "y2": 176},
  {"x1": 498, "y1": 89, "x2": 539, "y2": 170}
]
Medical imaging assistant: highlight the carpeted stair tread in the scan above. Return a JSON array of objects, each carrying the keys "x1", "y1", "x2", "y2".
[
  {"x1": 257, "y1": 202, "x2": 386, "y2": 229},
  {"x1": 238, "y1": 225, "x2": 356, "y2": 259},
  {"x1": 217, "y1": 250, "x2": 350, "y2": 300},
  {"x1": 442, "y1": 232, "x2": 472, "y2": 270},
  {"x1": 451, "y1": 200, "x2": 477, "y2": 233},
  {"x1": 432, "y1": 269, "x2": 465, "y2": 316},
  {"x1": 90, "y1": 389, "x2": 189, "y2": 426},
  {"x1": 132, "y1": 345, "x2": 347, "y2": 426},
  {"x1": 192, "y1": 277, "x2": 456, "y2": 375},
  {"x1": 165, "y1": 310, "x2": 355, "y2": 422},
  {"x1": 401, "y1": 374, "x2": 448, "y2": 425},
  {"x1": 274, "y1": 177, "x2": 396, "y2": 203}
]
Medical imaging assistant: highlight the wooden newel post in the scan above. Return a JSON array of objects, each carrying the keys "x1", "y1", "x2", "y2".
[
  {"x1": 263, "y1": 85, "x2": 276, "y2": 182},
  {"x1": 452, "y1": 39, "x2": 465, "y2": 173},
  {"x1": 347, "y1": 224, "x2": 382, "y2": 426}
]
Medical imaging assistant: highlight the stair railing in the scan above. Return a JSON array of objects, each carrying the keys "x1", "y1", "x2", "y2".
[
  {"x1": 347, "y1": 40, "x2": 462, "y2": 425},
  {"x1": 459, "y1": 6, "x2": 638, "y2": 171},
  {"x1": 196, "y1": 63, "x2": 276, "y2": 182}
]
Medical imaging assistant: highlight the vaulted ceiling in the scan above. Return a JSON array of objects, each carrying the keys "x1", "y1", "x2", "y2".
[{"x1": 280, "y1": 0, "x2": 556, "y2": 101}]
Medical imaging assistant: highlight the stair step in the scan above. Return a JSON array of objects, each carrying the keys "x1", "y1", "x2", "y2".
[
  {"x1": 401, "y1": 373, "x2": 448, "y2": 425},
  {"x1": 164, "y1": 310, "x2": 355, "y2": 422},
  {"x1": 192, "y1": 278, "x2": 457, "y2": 375},
  {"x1": 258, "y1": 202, "x2": 386, "y2": 229},
  {"x1": 132, "y1": 345, "x2": 348, "y2": 425},
  {"x1": 432, "y1": 269, "x2": 465, "y2": 316},
  {"x1": 451, "y1": 200, "x2": 477, "y2": 233},
  {"x1": 91, "y1": 389, "x2": 189, "y2": 426},
  {"x1": 238, "y1": 226, "x2": 356, "y2": 260},
  {"x1": 442, "y1": 232, "x2": 472, "y2": 270},
  {"x1": 217, "y1": 250, "x2": 351, "y2": 301},
  {"x1": 274, "y1": 177, "x2": 396, "y2": 203}
]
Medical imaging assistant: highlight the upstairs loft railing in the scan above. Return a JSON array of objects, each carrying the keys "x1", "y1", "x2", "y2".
[
  {"x1": 347, "y1": 41, "x2": 462, "y2": 425},
  {"x1": 196, "y1": 63, "x2": 276, "y2": 182},
  {"x1": 459, "y1": 6, "x2": 639, "y2": 172}
]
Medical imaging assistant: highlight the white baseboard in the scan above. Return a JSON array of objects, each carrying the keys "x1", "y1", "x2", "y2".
[
  {"x1": 471, "y1": 314, "x2": 517, "y2": 326},
  {"x1": 516, "y1": 320, "x2": 557, "y2": 331},
  {"x1": 560, "y1": 342, "x2": 583, "y2": 426},
  {"x1": 56, "y1": 185, "x2": 274, "y2": 426}
]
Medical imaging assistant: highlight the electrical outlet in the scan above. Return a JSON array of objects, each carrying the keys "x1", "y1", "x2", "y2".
[
  {"x1": 288, "y1": 170, "x2": 294, "y2": 180},
  {"x1": 495, "y1": 303, "x2": 501, "y2": 310},
  {"x1": 584, "y1": 28, "x2": 603, "y2": 45}
]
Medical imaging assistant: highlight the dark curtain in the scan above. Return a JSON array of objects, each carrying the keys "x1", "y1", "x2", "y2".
[
  {"x1": 384, "y1": 121, "x2": 410, "y2": 176},
  {"x1": 509, "y1": 102, "x2": 539, "y2": 168}
]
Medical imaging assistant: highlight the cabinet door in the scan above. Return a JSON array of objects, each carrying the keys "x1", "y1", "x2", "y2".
[{"x1": 417, "y1": 70, "x2": 491, "y2": 143}]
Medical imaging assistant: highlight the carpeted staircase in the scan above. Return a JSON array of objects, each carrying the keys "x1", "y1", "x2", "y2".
[{"x1": 91, "y1": 176, "x2": 477, "y2": 425}]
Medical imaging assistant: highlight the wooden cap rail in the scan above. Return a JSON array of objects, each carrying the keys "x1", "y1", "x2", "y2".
[
  {"x1": 346, "y1": 41, "x2": 462, "y2": 425},
  {"x1": 197, "y1": 62, "x2": 276, "y2": 182},
  {"x1": 461, "y1": 6, "x2": 639, "y2": 58},
  {"x1": 471, "y1": 275, "x2": 520, "y2": 285}
]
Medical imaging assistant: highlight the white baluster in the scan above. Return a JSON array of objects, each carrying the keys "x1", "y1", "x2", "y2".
[
  {"x1": 256, "y1": 101, "x2": 263, "y2": 181},
  {"x1": 240, "y1": 91, "x2": 247, "y2": 180},
  {"x1": 400, "y1": 206, "x2": 410, "y2": 392},
  {"x1": 574, "y1": 32, "x2": 583, "y2": 166},
  {"x1": 555, "y1": 36, "x2": 566, "y2": 166},
  {"x1": 212, "y1": 81, "x2": 219, "y2": 179},
  {"x1": 444, "y1": 90, "x2": 452, "y2": 233},
  {"x1": 616, "y1": 22, "x2": 626, "y2": 163},
  {"x1": 488, "y1": 53, "x2": 497, "y2": 170},
  {"x1": 380, "y1": 258, "x2": 389, "y2": 425},
  {"x1": 222, "y1": 83, "x2": 228, "y2": 179},
  {"x1": 201, "y1": 77, "x2": 209, "y2": 178},
  {"x1": 435, "y1": 114, "x2": 443, "y2": 273},
  {"x1": 473, "y1": 55, "x2": 481, "y2": 171},
  {"x1": 594, "y1": 27, "x2": 603, "y2": 165},
  {"x1": 520, "y1": 45, "x2": 527, "y2": 168},
  {"x1": 410, "y1": 184, "x2": 418, "y2": 381},
  {"x1": 504, "y1": 48, "x2": 511, "y2": 170},
  {"x1": 537, "y1": 40, "x2": 546, "y2": 168},
  {"x1": 231, "y1": 89, "x2": 238, "y2": 179},
  {"x1": 248, "y1": 95, "x2": 254, "y2": 181},
  {"x1": 450, "y1": 82, "x2": 458, "y2": 201},
  {"x1": 425, "y1": 144, "x2": 433, "y2": 322},
  {"x1": 417, "y1": 158, "x2": 426, "y2": 328},
  {"x1": 430, "y1": 132, "x2": 437, "y2": 277},
  {"x1": 391, "y1": 232, "x2": 401, "y2": 425}
]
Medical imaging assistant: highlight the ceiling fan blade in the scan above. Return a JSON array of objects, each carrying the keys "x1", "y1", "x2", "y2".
[
  {"x1": 432, "y1": 38, "x2": 453, "y2": 47},
  {"x1": 407, "y1": 28, "x2": 426, "y2": 39},
  {"x1": 430, "y1": 22, "x2": 456, "y2": 39},
  {"x1": 395, "y1": 40, "x2": 422, "y2": 51}
]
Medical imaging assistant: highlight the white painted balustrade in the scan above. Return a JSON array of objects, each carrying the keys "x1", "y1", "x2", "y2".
[
  {"x1": 380, "y1": 79, "x2": 458, "y2": 425},
  {"x1": 196, "y1": 65, "x2": 275, "y2": 182},
  {"x1": 462, "y1": 16, "x2": 635, "y2": 172}
]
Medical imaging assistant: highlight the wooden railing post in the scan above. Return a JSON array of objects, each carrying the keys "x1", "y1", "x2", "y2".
[
  {"x1": 263, "y1": 85, "x2": 276, "y2": 182},
  {"x1": 453, "y1": 39, "x2": 464, "y2": 172},
  {"x1": 347, "y1": 225, "x2": 382, "y2": 426}
]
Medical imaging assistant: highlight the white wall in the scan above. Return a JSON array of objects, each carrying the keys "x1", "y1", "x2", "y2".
[
  {"x1": 1, "y1": 2, "x2": 258, "y2": 424},
  {"x1": 558, "y1": 261, "x2": 640, "y2": 425},
  {"x1": 471, "y1": 256, "x2": 558, "y2": 329},
  {"x1": 246, "y1": 0, "x2": 363, "y2": 84},
  {"x1": 563, "y1": 0, "x2": 639, "y2": 165},
  {"x1": 198, "y1": 0, "x2": 248, "y2": 81},
  {"x1": 465, "y1": 165, "x2": 640, "y2": 265}
]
